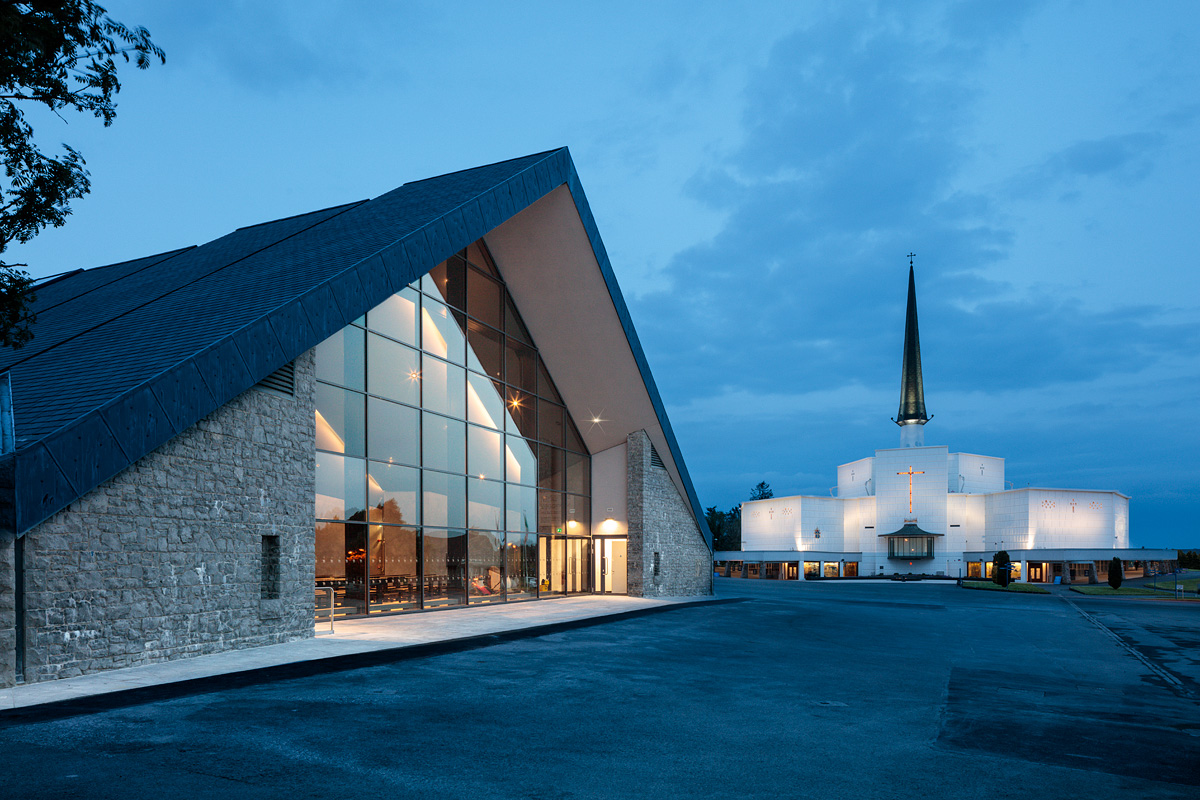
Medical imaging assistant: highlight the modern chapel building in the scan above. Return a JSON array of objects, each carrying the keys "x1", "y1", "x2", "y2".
[
  {"x1": 0, "y1": 149, "x2": 713, "y2": 687},
  {"x1": 718, "y1": 264, "x2": 1177, "y2": 584}
]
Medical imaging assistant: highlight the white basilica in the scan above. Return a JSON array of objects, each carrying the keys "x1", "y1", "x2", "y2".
[{"x1": 720, "y1": 264, "x2": 1175, "y2": 584}]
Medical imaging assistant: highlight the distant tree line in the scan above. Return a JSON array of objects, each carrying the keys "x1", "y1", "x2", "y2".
[
  {"x1": 706, "y1": 481, "x2": 773, "y2": 552},
  {"x1": 1179, "y1": 550, "x2": 1200, "y2": 570}
]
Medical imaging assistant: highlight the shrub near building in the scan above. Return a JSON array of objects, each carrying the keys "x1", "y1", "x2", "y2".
[
  {"x1": 1108, "y1": 557, "x2": 1123, "y2": 590},
  {"x1": 992, "y1": 550, "x2": 1011, "y2": 588}
]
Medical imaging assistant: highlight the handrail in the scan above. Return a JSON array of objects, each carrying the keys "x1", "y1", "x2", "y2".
[{"x1": 314, "y1": 586, "x2": 335, "y2": 634}]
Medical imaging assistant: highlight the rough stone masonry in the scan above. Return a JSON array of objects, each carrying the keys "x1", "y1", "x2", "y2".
[
  {"x1": 626, "y1": 430, "x2": 712, "y2": 598},
  {"x1": 1, "y1": 350, "x2": 316, "y2": 686}
]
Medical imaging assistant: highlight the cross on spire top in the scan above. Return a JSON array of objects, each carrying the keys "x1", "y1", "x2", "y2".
[{"x1": 907, "y1": 252, "x2": 916, "y2": 268}]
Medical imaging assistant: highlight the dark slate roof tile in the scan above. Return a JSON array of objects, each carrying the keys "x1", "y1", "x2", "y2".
[
  {"x1": 0, "y1": 203, "x2": 362, "y2": 384},
  {"x1": 27, "y1": 248, "x2": 192, "y2": 315}
]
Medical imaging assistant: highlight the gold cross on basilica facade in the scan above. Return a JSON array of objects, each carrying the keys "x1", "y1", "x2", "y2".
[{"x1": 897, "y1": 465, "x2": 925, "y2": 514}]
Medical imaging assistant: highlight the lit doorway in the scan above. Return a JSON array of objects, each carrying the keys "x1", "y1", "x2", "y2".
[
  {"x1": 595, "y1": 538, "x2": 628, "y2": 594},
  {"x1": 539, "y1": 535, "x2": 593, "y2": 595},
  {"x1": 566, "y1": 537, "x2": 590, "y2": 593},
  {"x1": 539, "y1": 535, "x2": 565, "y2": 595}
]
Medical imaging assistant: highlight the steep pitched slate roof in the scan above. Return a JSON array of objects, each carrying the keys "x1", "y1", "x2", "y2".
[{"x1": 0, "y1": 148, "x2": 712, "y2": 546}]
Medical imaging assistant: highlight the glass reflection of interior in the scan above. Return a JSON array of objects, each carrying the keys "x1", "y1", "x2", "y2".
[
  {"x1": 423, "y1": 528, "x2": 466, "y2": 608},
  {"x1": 369, "y1": 524, "x2": 419, "y2": 613},
  {"x1": 567, "y1": 538, "x2": 589, "y2": 593},
  {"x1": 468, "y1": 529, "x2": 504, "y2": 603},
  {"x1": 313, "y1": 239, "x2": 592, "y2": 617},
  {"x1": 540, "y1": 536, "x2": 565, "y2": 594},
  {"x1": 315, "y1": 522, "x2": 367, "y2": 615}
]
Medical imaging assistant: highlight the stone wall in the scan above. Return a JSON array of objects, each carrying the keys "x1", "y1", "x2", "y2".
[
  {"x1": 626, "y1": 430, "x2": 712, "y2": 597},
  {"x1": 0, "y1": 530, "x2": 14, "y2": 686},
  {"x1": 13, "y1": 350, "x2": 316, "y2": 684}
]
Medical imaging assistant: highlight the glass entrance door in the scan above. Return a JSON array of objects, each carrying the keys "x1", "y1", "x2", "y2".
[
  {"x1": 539, "y1": 535, "x2": 565, "y2": 595},
  {"x1": 566, "y1": 537, "x2": 590, "y2": 593},
  {"x1": 540, "y1": 535, "x2": 592, "y2": 595},
  {"x1": 594, "y1": 538, "x2": 627, "y2": 594}
]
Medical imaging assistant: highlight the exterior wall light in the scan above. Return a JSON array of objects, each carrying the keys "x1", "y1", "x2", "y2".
[{"x1": 601, "y1": 518, "x2": 618, "y2": 533}]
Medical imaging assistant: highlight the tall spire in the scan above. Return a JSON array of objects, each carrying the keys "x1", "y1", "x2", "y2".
[{"x1": 894, "y1": 254, "x2": 929, "y2": 446}]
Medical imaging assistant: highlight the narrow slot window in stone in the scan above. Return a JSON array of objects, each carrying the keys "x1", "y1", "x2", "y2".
[
  {"x1": 653, "y1": 551, "x2": 661, "y2": 576},
  {"x1": 261, "y1": 535, "x2": 281, "y2": 599}
]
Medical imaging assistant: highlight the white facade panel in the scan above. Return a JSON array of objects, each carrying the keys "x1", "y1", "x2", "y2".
[
  {"x1": 591, "y1": 442, "x2": 628, "y2": 536},
  {"x1": 836, "y1": 457, "x2": 875, "y2": 498},
  {"x1": 739, "y1": 443, "x2": 1135, "y2": 577},
  {"x1": 949, "y1": 453, "x2": 1005, "y2": 494},
  {"x1": 799, "y1": 496, "x2": 845, "y2": 552},
  {"x1": 742, "y1": 497, "x2": 801, "y2": 552}
]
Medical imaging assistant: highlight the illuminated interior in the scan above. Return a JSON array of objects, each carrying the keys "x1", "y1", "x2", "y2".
[{"x1": 314, "y1": 240, "x2": 595, "y2": 617}]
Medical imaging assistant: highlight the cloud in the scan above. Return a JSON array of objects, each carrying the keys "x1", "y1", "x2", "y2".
[
  {"x1": 149, "y1": 2, "x2": 426, "y2": 95},
  {"x1": 628, "y1": 3, "x2": 1200, "y2": 544},
  {"x1": 1009, "y1": 132, "x2": 1167, "y2": 198}
]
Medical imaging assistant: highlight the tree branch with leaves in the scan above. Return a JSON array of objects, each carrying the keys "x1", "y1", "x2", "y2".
[{"x1": 0, "y1": 1, "x2": 163, "y2": 347}]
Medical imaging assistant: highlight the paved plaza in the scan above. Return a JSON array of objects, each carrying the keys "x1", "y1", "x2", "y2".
[{"x1": 1, "y1": 578, "x2": 1197, "y2": 798}]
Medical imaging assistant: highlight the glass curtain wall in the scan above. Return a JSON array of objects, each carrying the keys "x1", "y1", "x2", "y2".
[{"x1": 314, "y1": 240, "x2": 591, "y2": 617}]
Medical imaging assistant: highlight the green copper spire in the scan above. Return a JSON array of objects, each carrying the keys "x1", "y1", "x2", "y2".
[{"x1": 895, "y1": 257, "x2": 929, "y2": 428}]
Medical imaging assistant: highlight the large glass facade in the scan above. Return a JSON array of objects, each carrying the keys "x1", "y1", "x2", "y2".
[{"x1": 314, "y1": 241, "x2": 592, "y2": 616}]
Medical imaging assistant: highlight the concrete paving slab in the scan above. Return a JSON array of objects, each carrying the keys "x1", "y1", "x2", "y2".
[
  {"x1": 2, "y1": 578, "x2": 1197, "y2": 798},
  {"x1": 2, "y1": 594, "x2": 716, "y2": 716}
]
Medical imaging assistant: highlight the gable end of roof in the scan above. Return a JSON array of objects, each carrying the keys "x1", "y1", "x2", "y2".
[{"x1": 6, "y1": 147, "x2": 711, "y2": 549}]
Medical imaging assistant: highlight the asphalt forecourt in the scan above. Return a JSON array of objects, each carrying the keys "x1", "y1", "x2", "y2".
[{"x1": 1, "y1": 578, "x2": 1196, "y2": 798}]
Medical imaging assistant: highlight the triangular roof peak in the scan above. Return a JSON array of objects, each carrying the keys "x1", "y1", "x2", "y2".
[{"x1": 0, "y1": 148, "x2": 710, "y2": 546}]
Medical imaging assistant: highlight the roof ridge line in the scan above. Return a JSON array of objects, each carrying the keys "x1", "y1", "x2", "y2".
[
  {"x1": 30, "y1": 268, "x2": 86, "y2": 289},
  {"x1": 235, "y1": 200, "x2": 367, "y2": 232},
  {"x1": 31, "y1": 247, "x2": 196, "y2": 317},
  {"x1": 399, "y1": 147, "x2": 566, "y2": 189},
  {"x1": 1, "y1": 200, "x2": 365, "y2": 392}
]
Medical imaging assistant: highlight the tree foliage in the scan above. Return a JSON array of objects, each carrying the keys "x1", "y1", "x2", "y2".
[
  {"x1": 0, "y1": 1, "x2": 163, "y2": 347},
  {"x1": 1108, "y1": 557, "x2": 1123, "y2": 590},
  {"x1": 749, "y1": 481, "x2": 773, "y2": 501},
  {"x1": 706, "y1": 505, "x2": 741, "y2": 552},
  {"x1": 992, "y1": 549, "x2": 1011, "y2": 587},
  {"x1": 1178, "y1": 549, "x2": 1200, "y2": 570},
  {"x1": 707, "y1": 483, "x2": 778, "y2": 551}
]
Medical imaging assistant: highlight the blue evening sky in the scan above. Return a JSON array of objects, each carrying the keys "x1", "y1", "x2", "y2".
[{"x1": 9, "y1": 1, "x2": 1198, "y2": 547}]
